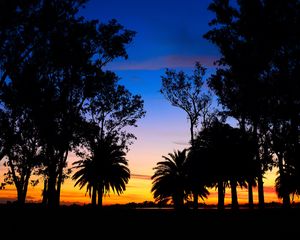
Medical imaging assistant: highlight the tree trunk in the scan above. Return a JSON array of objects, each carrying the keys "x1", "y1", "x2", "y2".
[
  {"x1": 42, "y1": 179, "x2": 48, "y2": 205},
  {"x1": 257, "y1": 170, "x2": 265, "y2": 209},
  {"x1": 190, "y1": 121, "x2": 194, "y2": 147},
  {"x1": 278, "y1": 154, "x2": 290, "y2": 208},
  {"x1": 230, "y1": 179, "x2": 239, "y2": 210},
  {"x1": 193, "y1": 193, "x2": 198, "y2": 210},
  {"x1": 241, "y1": 116, "x2": 254, "y2": 209},
  {"x1": 17, "y1": 187, "x2": 25, "y2": 205},
  {"x1": 253, "y1": 122, "x2": 265, "y2": 209},
  {"x1": 56, "y1": 168, "x2": 63, "y2": 206},
  {"x1": 247, "y1": 178, "x2": 254, "y2": 209},
  {"x1": 9, "y1": 160, "x2": 25, "y2": 205},
  {"x1": 91, "y1": 186, "x2": 97, "y2": 206},
  {"x1": 47, "y1": 164, "x2": 58, "y2": 208},
  {"x1": 21, "y1": 170, "x2": 31, "y2": 205},
  {"x1": 218, "y1": 180, "x2": 225, "y2": 210},
  {"x1": 18, "y1": 191, "x2": 26, "y2": 205},
  {"x1": 173, "y1": 195, "x2": 184, "y2": 210},
  {"x1": 98, "y1": 186, "x2": 103, "y2": 208},
  {"x1": 190, "y1": 119, "x2": 199, "y2": 209},
  {"x1": 56, "y1": 150, "x2": 68, "y2": 206}
]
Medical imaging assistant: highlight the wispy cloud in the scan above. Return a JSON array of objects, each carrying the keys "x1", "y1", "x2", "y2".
[
  {"x1": 172, "y1": 141, "x2": 190, "y2": 146},
  {"x1": 107, "y1": 55, "x2": 218, "y2": 71},
  {"x1": 131, "y1": 173, "x2": 151, "y2": 180}
]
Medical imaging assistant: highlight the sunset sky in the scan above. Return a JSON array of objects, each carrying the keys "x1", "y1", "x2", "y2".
[{"x1": 0, "y1": 0, "x2": 291, "y2": 205}]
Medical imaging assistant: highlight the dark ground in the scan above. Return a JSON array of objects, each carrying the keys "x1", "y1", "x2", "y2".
[{"x1": 1, "y1": 204, "x2": 299, "y2": 239}]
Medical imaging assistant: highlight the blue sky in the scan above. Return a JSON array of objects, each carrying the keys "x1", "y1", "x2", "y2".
[
  {"x1": 0, "y1": 0, "x2": 282, "y2": 204},
  {"x1": 81, "y1": 0, "x2": 219, "y2": 62},
  {"x1": 80, "y1": 0, "x2": 220, "y2": 177}
]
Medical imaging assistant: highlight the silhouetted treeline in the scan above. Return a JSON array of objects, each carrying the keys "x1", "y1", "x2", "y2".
[
  {"x1": 1, "y1": 0, "x2": 300, "y2": 210},
  {"x1": 0, "y1": 0, "x2": 145, "y2": 207},
  {"x1": 155, "y1": 0, "x2": 300, "y2": 210}
]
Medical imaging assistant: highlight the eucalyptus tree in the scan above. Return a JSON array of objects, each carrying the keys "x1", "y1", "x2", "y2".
[
  {"x1": 160, "y1": 62, "x2": 212, "y2": 209},
  {"x1": 0, "y1": 109, "x2": 41, "y2": 205},
  {"x1": 0, "y1": 0, "x2": 136, "y2": 207},
  {"x1": 204, "y1": 0, "x2": 271, "y2": 208},
  {"x1": 205, "y1": 0, "x2": 300, "y2": 208}
]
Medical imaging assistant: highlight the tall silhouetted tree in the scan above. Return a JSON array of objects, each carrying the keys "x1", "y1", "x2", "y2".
[
  {"x1": 0, "y1": 0, "x2": 137, "y2": 207},
  {"x1": 204, "y1": 0, "x2": 300, "y2": 208},
  {"x1": 0, "y1": 109, "x2": 41, "y2": 205},
  {"x1": 160, "y1": 62, "x2": 212, "y2": 209},
  {"x1": 73, "y1": 135, "x2": 130, "y2": 207},
  {"x1": 264, "y1": 1, "x2": 300, "y2": 207},
  {"x1": 204, "y1": 0, "x2": 271, "y2": 208}
]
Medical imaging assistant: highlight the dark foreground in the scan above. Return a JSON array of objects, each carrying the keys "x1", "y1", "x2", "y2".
[{"x1": 1, "y1": 205, "x2": 299, "y2": 239}]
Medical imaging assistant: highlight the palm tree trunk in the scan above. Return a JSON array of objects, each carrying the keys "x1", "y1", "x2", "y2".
[
  {"x1": 218, "y1": 180, "x2": 224, "y2": 210},
  {"x1": 193, "y1": 193, "x2": 198, "y2": 210},
  {"x1": 98, "y1": 184, "x2": 103, "y2": 208},
  {"x1": 247, "y1": 178, "x2": 254, "y2": 209},
  {"x1": 173, "y1": 195, "x2": 184, "y2": 210},
  {"x1": 98, "y1": 187, "x2": 103, "y2": 208},
  {"x1": 230, "y1": 179, "x2": 239, "y2": 210}
]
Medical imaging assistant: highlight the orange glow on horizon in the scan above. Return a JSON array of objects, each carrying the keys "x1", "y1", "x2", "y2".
[
  {"x1": 1, "y1": 169, "x2": 299, "y2": 205},
  {"x1": 0, "y1": 174, "x2": 154, "y2": 205}
]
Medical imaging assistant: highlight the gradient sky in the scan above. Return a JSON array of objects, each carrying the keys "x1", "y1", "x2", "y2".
[{"x1": 0, "y1": 0, "x2": 291, "y2": 205}]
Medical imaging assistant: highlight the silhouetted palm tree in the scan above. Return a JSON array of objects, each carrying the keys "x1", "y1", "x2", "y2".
[
  {"x1": 73, "y1": 136, "x2": 130, "y2": 207},
  {"x1": 94, "y1": 137, "x2": 130, "y2": 207},
  {"x1": 151, "y1": 149, "x2": 189, "y2": 209},
  {"x1": 72, "y1": 158, "x2": 98, "y2": 205},
  {"x1": 275, "y1": 164, "x2": 297, "y2": 206}
]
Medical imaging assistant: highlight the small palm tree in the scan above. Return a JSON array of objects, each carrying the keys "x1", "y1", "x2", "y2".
[
  {"x1": 72, "y1": 136, "x2": 130, "y2": 207},
  {"x1": 94, "y1": 138, "x2": 130, "y2": 207},
  {"x1": 151, "y1": 149, "x2": 189, "y2": 209},
  {"x1": 275, "y1": 164, "x2": 296, "y2": 207}
]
